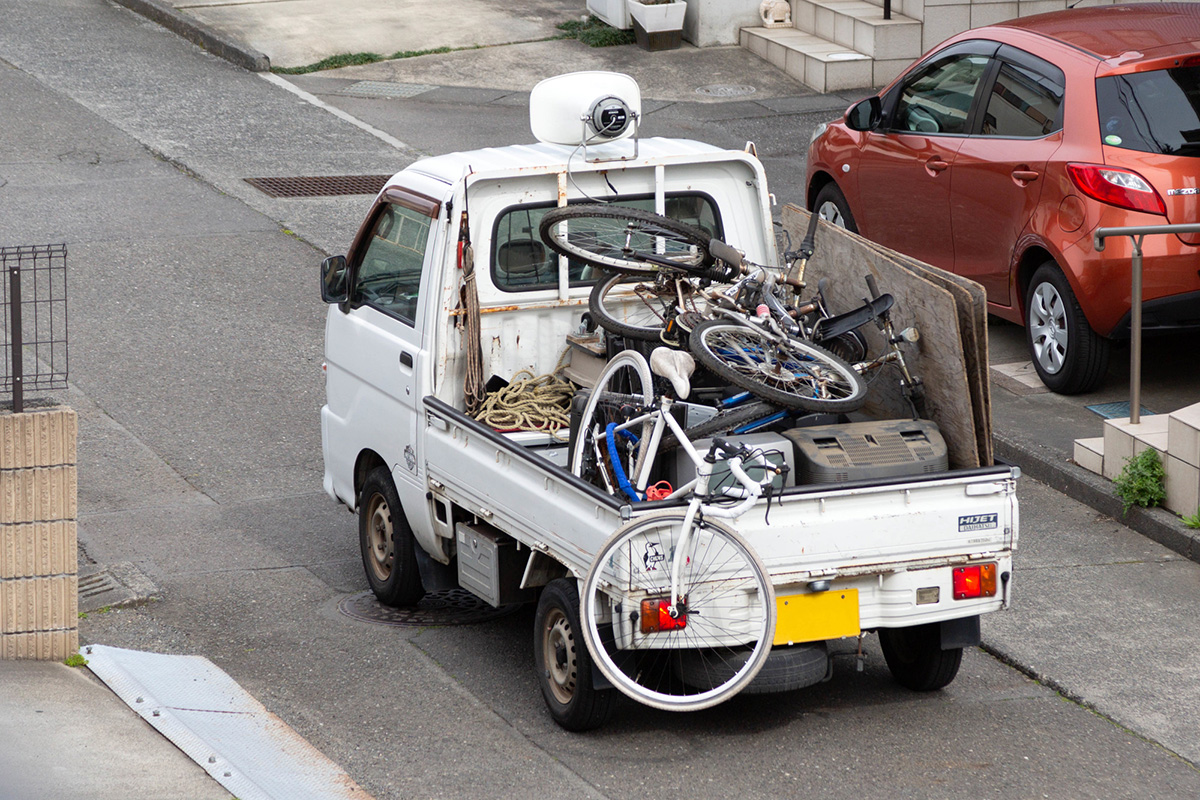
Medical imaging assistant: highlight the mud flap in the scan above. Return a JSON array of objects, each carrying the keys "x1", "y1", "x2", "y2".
[{"x1": 939, "y1": 615, "x2": 981, "y2": 650}]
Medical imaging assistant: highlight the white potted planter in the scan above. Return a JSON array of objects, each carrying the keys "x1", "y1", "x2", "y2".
[{"x1": 626, "y1": 0, "x2": 687, "y2": 51}]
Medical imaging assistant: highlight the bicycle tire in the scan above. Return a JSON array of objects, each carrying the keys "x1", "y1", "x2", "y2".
[
  {"x1": 580, "y1": 510, "x2": 775, "y2": 711},
  {"x1": 570, "y1": 350, "x2": 655, "y2": 498},
  {"x1": 540, "y1": 205, "x2": 715, "y2": 277},
  {"x1": 589, "y1": 271, "x2": 678, "y2": 342},
  {"x1": 689, "y1": 319, "x2": 867, "y2": 413}
]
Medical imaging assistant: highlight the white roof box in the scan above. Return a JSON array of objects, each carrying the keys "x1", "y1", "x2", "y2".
[{"x1": 529, "y1": 71, "x2": 642, "y2": 146}]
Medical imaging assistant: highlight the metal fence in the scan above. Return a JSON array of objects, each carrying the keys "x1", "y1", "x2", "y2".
[{"x1": 1, "y1": 244, "x2": 69, "y2": 412}]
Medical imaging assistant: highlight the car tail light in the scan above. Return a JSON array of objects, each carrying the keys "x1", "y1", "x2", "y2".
[
  {"x1": 640, "y1": 597, "x2": 687, "y2": 633},
  {"x1": 1067, "y1": 163, "x2": 1166, "y2": 216},
  {"x1": 952, "y1": 563, "x2": 997, "y2": 600}
]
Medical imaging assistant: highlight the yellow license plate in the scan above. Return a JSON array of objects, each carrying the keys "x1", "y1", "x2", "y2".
[{"x1": 774, "y1": 589, "x2": 860, "y2": 645}]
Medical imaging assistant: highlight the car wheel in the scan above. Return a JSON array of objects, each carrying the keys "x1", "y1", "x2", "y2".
[
  {"x1": 878, "y1": 623, "x2": 962, "y2": 691},
  {"x1": 812, "y1": 182, "x2": 858, "y2": 233},
  {"x1": 359, "y1": 466, "x2": 425, "y2": 607},
  {"x1": 1024, "y1": 262, "x2": 1110, "y2": 394},
  {"x1": 534, "y1": 578, "x2": 616, "y2": 731}
]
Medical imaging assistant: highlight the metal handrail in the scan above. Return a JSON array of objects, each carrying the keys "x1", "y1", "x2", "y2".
[{"x1": 1094, "y1": 222, "x2": 1200, "y2": 424}]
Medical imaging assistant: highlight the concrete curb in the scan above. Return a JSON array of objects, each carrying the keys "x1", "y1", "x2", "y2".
[
  {"x1": 994, "y1": 432, "x2": 1200, "y2": 564},
  {"x1": 111, "y1": 0, "x2": 270, "y2": 72}
]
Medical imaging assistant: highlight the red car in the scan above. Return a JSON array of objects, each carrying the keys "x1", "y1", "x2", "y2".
[{"x1": 806, "y1": 4, "x2": 1200, "y2": 393}]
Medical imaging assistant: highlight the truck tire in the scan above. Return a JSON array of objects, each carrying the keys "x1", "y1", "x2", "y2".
[
  {"x1": 359, "y1": 466, "x2": 425, "y2": 607},
  {"x1": 878, "y1": 623, "x2": 962, "y2": 691},
  {"x1": 534, "y1": 578, "x2": 616, "y2": 731}
]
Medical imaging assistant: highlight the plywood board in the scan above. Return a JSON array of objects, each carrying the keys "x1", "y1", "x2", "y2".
[{"x1": 781, "y1": 205, "x2": 985, "y2": 468}]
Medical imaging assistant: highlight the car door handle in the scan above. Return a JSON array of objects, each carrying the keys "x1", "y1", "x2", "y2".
[
  {"x1": 925, "y1": 157, "x2": 949, "y2": 175},
  {"x1": 399, "y1": 351, "x2": 413, "y2": 368},
  {"x1": 1012, "y1": 169, "x2": 1040, "y2": 183}
]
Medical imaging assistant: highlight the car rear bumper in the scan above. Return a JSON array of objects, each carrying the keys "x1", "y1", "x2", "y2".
[{"x1": 1107, "y1": 289, "x2": 1200, "y2": 339}]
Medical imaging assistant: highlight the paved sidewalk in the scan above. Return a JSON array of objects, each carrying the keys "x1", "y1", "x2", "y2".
[{"x1": 0, "y1": 660, "x2": 231, "y2": 800}]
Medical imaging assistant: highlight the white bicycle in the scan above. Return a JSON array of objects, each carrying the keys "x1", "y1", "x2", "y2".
[{"x1": 573, "y1": 350, "x2": 779, "y2": 711}]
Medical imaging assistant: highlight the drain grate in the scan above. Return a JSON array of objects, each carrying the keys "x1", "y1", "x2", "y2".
[
  {"x1": 338, "y1": 81, "x2": 437, "y2": 99},
  {"x1": 1086, "y1": 401, "x2": 1155, "y2": 420},
  {"x1": 338, "y1": 589, "x2": 522, "y2": 627},
  {"x1": 244, "y1": 175, "x2": 390, "y2": 198},
  {"x1": 695, "y1": 84, "x2": 757, "y2": 97}
]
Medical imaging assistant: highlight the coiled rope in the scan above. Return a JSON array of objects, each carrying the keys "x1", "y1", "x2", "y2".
[{"x1": 472, "y1": 347, "x2": 574, "y2": 433}]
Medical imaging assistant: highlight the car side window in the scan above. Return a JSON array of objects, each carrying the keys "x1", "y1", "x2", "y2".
[
  {"x1": 892, "y1": 54, "x2": 991, "y2": 135},
  {"x1": 980, "y1": 61, "x2": 1064, "y2": 138},
  {"x1": 353, "y1": 203, "x2": 432, "y2": 324}
]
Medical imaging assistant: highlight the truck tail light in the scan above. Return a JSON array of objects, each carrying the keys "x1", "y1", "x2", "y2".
[
  {"x1": 640, "y1": 597, "x2": 687, "y2": 633},
  {"x1": 952, "y1": 563, "x2": 997, "y2": 600},
  {"x1": 1067, "y1": 163, "x2": 1166, "y2": 216}
]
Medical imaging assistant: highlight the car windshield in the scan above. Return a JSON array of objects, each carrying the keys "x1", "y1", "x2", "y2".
[{"x1": 1096, "y1": 66, "x2": 1200, "y2": 157}]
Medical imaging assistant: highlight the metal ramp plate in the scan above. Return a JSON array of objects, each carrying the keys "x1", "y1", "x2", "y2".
[{"x1": 85, "y1": 645, "x2": 371, "y2": 800}]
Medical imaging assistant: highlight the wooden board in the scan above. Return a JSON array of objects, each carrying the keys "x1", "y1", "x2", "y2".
[{"x1": 781, "y1": 205, "x2": 988, "y2": 468}]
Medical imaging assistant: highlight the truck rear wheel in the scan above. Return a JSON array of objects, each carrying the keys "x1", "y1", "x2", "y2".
[
  {"x1": 878, "y1": 623, "x2": 962, "y2": 691},
  {"x1": 534, "y1": 578, "x2": 616, "y2": 731},
  {"x1": 359, "y1": 466, "x2": 425, "y2": 607}
]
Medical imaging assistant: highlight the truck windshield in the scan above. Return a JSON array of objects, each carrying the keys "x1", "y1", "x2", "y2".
[
  {"x1": 492, "y1": 194, "x2": 721, "y2": 292},
  {"x1": 1096, "y1": 66, "x2": 1200, "y2": 157}
]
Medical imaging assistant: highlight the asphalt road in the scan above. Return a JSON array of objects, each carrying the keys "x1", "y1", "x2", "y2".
[{"x1": 3, "y1": 2, "x2": 1200, "y2": 798}]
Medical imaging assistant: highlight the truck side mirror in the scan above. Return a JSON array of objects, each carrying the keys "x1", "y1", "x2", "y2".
[
  {"x1": 845, "y1": 96, "x2": 882, "y2": 132},
  {"x1": 321, "y1": 255, "x2": 349, "y2": 303}
]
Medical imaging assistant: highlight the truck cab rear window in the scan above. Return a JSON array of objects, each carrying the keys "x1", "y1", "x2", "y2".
[{"x1": 491, "y1": 194, "x2": 721, "y2": 292}]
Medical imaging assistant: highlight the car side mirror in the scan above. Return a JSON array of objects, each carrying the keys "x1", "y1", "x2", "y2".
[
  {"x1": 321, "y1": 255, "x2": 349, "y2": 304},
  {"x1": 845, "y1": 97, "x2": 882, "y2": 132}
]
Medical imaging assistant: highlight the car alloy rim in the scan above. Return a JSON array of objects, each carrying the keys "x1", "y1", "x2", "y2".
[
  {"x1": 817, "y1": 200, "x2": 845, "y2": 228},
  {"x1": 1029, "y1": 282, "x2": 1068, "y2": 375}
]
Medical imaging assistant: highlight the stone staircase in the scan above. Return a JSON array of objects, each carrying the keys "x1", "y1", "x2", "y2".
[
  {"x1": 1074, "y1": 403, "x2": 1200, "y2": 518},
  {"x1": 739, "y1": 0, "x2": 1106, "y2": 93}
]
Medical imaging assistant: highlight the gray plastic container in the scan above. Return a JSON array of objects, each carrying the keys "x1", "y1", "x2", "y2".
[{"x1": 782, "y1": 419, "x2": 948, "y2": 484}]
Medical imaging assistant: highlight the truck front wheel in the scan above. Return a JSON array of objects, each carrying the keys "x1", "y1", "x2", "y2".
[
  {"x1": 359, "y1": 467, "x2": 425, "y2": 607},
  {"x1": 878, "y1": 623, "x2": 962, "y2": 691},
  {"x1": 534, "y1": 578, "x2": 615, "y2": 731}
]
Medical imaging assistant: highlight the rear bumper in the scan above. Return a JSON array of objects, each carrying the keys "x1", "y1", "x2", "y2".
[{"x1": 1107, "y1": 289, "x2": 1200, "y2": 339}]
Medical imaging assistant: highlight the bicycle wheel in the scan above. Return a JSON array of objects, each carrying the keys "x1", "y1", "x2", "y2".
[
  {"x1": 580, "y1": 510, "x2": 775, "y2": 711},
  {"x1": 689, "y1": 319, "x2": 867, "y2": 413},
  {"x1": 570, "y1": 350, "x2": 655, "y2": 499},
  {"x1": 589, "y1": 270, "x2": 712, "y2": 343},
  {"x1": 540, "y1": 205, "x2": 714, "y2": 276}
]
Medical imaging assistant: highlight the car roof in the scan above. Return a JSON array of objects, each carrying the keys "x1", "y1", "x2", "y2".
[{"x1": 993, "y1": 3, "x2": 1200, "y2": 64}]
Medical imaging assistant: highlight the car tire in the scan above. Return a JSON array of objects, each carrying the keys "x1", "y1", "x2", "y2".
[
  {"x1": 813, "y1": 182, "x2": 858, "y2": 233},
  {"x1": 1024, "y1": 262, "x2": 1110, "y2": 394},
  {"x1": 359, "y1": 466, "x2": 425, "y2": 607},
  {"x1": 878, "y1": 623, "x2": 962, "y2": 691},
  {"x1": 534, "y1": 578, "x2": 616, "y2": 731}
]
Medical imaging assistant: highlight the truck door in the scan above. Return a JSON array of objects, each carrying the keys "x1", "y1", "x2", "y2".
[{"x1": 330, "y1": 187, "x2": 442, "y2": 541}]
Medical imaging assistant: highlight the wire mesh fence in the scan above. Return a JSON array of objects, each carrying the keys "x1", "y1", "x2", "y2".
[{"x1": 1, "y1": 244, "x2": 69, "y2": 412}]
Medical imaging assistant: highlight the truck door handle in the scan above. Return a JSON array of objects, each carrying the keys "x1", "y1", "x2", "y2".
[
  {"x1": 400, "y1": 351, "x2": 413, "y2": 368},
  {"x1": 1012, "y1": 169, "x2": 1040, "y2": 184}
]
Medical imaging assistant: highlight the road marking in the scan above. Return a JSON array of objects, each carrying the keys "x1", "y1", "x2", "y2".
[{"x1": 259, "y1": 72, "x2": 411, "y2": 152}]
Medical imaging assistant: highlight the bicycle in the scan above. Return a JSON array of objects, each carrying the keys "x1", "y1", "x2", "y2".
[
  {"x1": 541, "y1": 205, "x2": 870, "y2": 413},
  {"x1": 571, "y1": 349, "x2": 780, "y2": 710}
]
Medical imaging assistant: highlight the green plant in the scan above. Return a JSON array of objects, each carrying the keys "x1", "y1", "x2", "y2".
[
  {"x1": 1113, "y1": 448, "x2": 1166, "y2": 514},
  {"x1": 557, "y1": 16, "x2": 637, "y2": 47},
  {"x1": 273, "y1": 52, "x2": 384, "y2": 75},
  {"x1": 64, "y1": 653, "x2": 88, "y2": 668},
  {"x1": 1183, "y1": 508, "x2": 1200, "y2": 529}
]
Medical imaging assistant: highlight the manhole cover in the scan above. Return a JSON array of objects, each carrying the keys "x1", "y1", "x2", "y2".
[
  {"x1": 338, "y1": 81, "x2": 437, "y2": 99},
  {"x1": 338, "y1": 589, "x2": 522, "y2": 627},
  {"x1": 695, "y1": 84, "x2": 757, "y2": 97},
  {"x1": 244, "y1": 175, "x2": 390, "y2": 198}
]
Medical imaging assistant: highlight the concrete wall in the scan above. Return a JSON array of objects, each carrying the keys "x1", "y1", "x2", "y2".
[
  {"x1": 0, "y1": 408, "x2": 79, "y2": 660},
  {"x1": 685, "y1": 0, "x2": 764, "y2": 46}
]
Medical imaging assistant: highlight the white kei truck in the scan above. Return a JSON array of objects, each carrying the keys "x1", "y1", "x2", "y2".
[{"x1": 319, "y1": 72, "x2": 1018, "y2": 730}]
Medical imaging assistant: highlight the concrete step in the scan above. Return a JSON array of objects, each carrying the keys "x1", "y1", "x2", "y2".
[
  {"x1": 1074, "y1": 401, "x2": 1200, "y2": 518},
  {"x1": 740, "y1": 26, "x2": 876, "y2": 92},
  {"x1": 794, "y1": 0, "x2": 923, "y2": 60}
]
